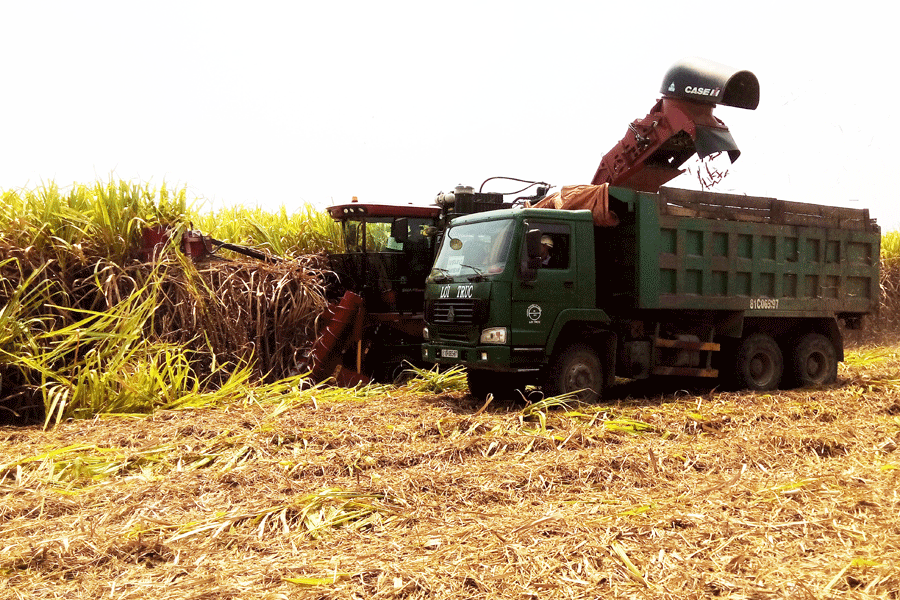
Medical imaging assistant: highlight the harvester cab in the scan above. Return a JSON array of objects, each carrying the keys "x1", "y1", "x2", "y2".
[{"x1": 324, "y1": 200, "x2": 442, "y2": 313}]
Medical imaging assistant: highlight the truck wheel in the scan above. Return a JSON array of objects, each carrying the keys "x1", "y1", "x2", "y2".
[
  {"x1": 735, "y1": 333, "x2": 783, "y2": 391},
  {"x1": 791, "y1": 333, "x2": 837, "y2": 386},
  {"x1": 466, "y1": 369, "x2": 519, "y2": 403},
  {"x1": 547, "y1": 344, "x2": 603, "y2": 402}
]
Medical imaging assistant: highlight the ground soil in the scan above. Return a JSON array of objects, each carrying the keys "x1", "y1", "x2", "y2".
[{"x1": 1, "y1": 350, "x2": 899, "y2": 599}]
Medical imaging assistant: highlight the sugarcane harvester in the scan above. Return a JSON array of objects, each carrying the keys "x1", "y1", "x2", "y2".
[{"x1": 301, "y1": 201, "x2": 445, "y2": 386}]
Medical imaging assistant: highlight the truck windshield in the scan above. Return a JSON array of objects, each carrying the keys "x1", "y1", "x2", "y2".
[{"x1": 430, "y1": 219, "x2": 514, "y2": 280}]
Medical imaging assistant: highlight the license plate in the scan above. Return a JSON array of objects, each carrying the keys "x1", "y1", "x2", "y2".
[{"x1": 441, "y1": 349, "x2": 459, "y2": 358}]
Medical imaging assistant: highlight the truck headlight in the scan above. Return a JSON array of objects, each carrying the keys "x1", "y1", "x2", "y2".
[
  {"x1": 480, "y1": 327, "x2": 507, "y2": 344},
  {"x1": 422, "y1": 326, "x2": 430, "y2": 340}
]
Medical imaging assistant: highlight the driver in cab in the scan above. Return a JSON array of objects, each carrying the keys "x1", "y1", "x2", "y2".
[{"x1": 540, "y1": 234, "x2": 558, "y2": 268}]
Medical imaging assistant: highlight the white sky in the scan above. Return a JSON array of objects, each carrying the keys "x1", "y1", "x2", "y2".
[{"x1": 2, "y1": 2, "x2": 897, "y2": 228}]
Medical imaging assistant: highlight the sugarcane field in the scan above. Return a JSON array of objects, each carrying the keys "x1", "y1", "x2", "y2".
[{"x1": 0, "y1": 180, "x2": 898, "y2": 599}]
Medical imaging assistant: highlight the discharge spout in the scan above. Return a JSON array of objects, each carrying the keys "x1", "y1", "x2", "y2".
[{"x1": 591, "y1": 57, "x2": 759, "y2": 193}]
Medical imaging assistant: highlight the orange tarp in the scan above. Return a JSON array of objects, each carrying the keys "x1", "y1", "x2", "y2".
[{"x1": 529, "y1": 183, "x2": 619, "y2": 227}]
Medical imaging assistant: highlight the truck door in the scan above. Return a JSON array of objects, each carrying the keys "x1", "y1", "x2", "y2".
[{"x1": 511, "y1": 222, "x2": 579, "y2": 347}]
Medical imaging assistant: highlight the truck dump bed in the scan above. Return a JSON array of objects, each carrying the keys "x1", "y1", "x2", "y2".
[{"x1": 603, "y1": 187, "x2": 881, "y2": 318}]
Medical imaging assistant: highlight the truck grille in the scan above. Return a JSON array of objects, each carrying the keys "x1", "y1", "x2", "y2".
[
  {"x1": 426, "y1": 299, "x2": 486, "y2": 325},
  {"x1": 438, "y1": 330, "x2": 472, "y2": 343}
]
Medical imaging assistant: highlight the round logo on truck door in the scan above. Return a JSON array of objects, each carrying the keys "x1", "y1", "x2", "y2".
[{"x1": 527, "y1": 304, "x2": 542, "y2": 323}]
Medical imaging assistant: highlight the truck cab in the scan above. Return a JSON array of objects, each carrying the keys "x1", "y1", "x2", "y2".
[{"x1": 422, "y1": 207, "x2": 612, "y2": 400}]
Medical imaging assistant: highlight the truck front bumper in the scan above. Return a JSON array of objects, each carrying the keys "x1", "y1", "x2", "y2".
[{"x1": 422, "y1": 343, "x2": 543, "y2": 373}]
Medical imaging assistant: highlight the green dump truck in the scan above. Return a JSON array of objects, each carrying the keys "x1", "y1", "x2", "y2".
[{"x1": 421, "y1": 185, "x2": 880, "y2": 400}]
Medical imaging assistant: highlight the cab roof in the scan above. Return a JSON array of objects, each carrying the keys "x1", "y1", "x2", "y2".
[{"x1": 327, "y1": 202, "x2": 441, "y2": 220}]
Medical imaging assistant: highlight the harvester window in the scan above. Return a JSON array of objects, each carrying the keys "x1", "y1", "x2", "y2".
[
  {"x1": 345, "y1": 222, "x2": 362, "y2": 252},
  {"x1": 350, "y1": 218, "x2": 436, "y2": 253},
  {"x1": 366, "y1": 222, "x2": 393, "y2": 252}
]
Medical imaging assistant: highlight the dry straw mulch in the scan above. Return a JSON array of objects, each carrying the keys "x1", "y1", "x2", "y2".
[{"x1": 2, "y1": 354, "x2": 899, "y2": 599}]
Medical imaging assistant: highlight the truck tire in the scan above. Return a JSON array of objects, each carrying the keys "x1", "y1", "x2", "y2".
[
  {"x1": 466, "y1": 369, "x2": 520, "y2": 403},
  {"x1": 547, "y1": 343, "x2": 603, "y2": 402},
  {"x1": 791, "y1": 333, "x2": 837, "y2": 387},
  {"x1": 735, "y1": 333, "x2": 783, "y2": 391}
]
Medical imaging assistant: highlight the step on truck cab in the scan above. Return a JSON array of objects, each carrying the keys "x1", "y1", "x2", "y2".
[{"x1": 421, "y1": 185, "x2": 880, "y2": 401}]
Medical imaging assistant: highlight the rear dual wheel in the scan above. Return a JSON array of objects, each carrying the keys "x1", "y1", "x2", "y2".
[
  {"x1": 791, "y1": 333, "x2": 837, "y2": 387},
  {"x1": 734, "y1": 333, "x2": 783, "y2": 391},
  {"x1": 729, "y1": 331, "x2": 838, "y2": 391}
]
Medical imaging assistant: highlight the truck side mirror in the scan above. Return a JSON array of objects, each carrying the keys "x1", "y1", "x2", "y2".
[
  {"x1": 391, "y1": 218, "x2": 409, "y2": 243},
  {"x1": 520, "y1": 228, "x2": 543, "y2": 282}
]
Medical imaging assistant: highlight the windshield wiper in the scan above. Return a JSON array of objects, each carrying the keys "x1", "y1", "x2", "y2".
[
  {"x1": 430, "y1": 267, "x2": 453, "y2": 283},
  {"x1": 461, "y1": 264, "x2": 487, "y2": 282}
]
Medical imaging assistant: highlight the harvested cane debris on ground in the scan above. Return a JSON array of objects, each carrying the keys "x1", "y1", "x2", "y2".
[{"x1": 2, "y1": 350, "x2": 899, "y2": 599}]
